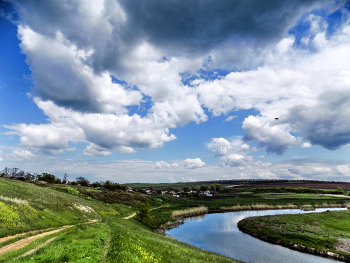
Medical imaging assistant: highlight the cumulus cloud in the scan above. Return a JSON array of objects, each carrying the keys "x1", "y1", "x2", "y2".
[
  {"x1": 242, "y1": 116, "x2": 301, "y2": 155},
  {"x1": 301, "y1": 142, "x2": 312, "y2": 148},
  {"x1": 155, "y1": 161, "x2": 170, "y2": 169},
  {"x1": 9, "y1": 149, "x2": 36, "y2": 160},
  {"x1": 83, "y1": 144, "x2": 112, "y2": 157},
  {"x1": 286, "y1": 89, "x2": 350, "y2": 150},
  {"x1": 119, "y1": 0, "x2": 329, "y2": 56},
  {"x1": 221, "y1": 154, "x2": 254, "y2": 167},
  {"x1": 207, "y1": 137, "x2": 249, "y2": 157},
  {"x1": 207, "y1": 137, "x2": 254, "y2": 167},
  {"x1": 184, "y1": 158, "x2": 205, "y2": 169},
  {"x1": 4, "y1": 0, "x2": 350, "y2": 160},
  {"x1": 5, "y1": 98, "x2": 176, "y2": 156},
  {"x1": 155, "y1": 161, "x2": 180, "y2": 169}
]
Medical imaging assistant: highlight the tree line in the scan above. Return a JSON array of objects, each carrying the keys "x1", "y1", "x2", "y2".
[{"x1": 0, "y1": 167, "x2": 127, "y2": 191}]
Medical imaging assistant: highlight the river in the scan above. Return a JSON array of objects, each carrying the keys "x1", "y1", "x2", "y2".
[{"x1": 166, "y1": 208, "x2": 346, "y2": 263}]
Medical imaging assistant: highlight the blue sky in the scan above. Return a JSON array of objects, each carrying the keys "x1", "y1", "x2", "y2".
[{"x1": 1, "y1": 0, "x2": 350, "y2": 183}]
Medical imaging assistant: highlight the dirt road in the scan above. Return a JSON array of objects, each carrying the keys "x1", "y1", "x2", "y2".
[{"x1": 0, "y1": 225, "x2": 73, "y2": 257}]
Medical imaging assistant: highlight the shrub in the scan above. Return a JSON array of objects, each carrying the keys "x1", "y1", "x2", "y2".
[
  {"x1": 64, "y1": 186, "x2": 80, "y2": 195},
  {"x1": 137, "y1": 202, "x2": 151, "y2": 225}
]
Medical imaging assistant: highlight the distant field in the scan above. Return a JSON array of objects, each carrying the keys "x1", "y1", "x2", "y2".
[
  {"x1": 258, "y1": 193, "x2": 350, "y2": 200},
  {"x1": 127, "y1": 180, "x2": 350, "y2": 190},
  {"x1": 235, "y1": 182, "x2": 350, "y2": 189}
]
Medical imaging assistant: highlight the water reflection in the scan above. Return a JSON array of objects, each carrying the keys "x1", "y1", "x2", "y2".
[{"x1": 166, "y1": 208, "x2": 345, "y2": 263}]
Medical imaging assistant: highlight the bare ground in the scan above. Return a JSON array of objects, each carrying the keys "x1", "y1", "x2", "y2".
[
  {"x1": 123, "y1": 212, "x2": 137, "y2": 219},
  {"x1": 0, "y1": 225, "x2": 73, "y2": 257},
  {"x1": 335, "y1": 238, "x2": 350, "y2": 253},
  {"x1": 13, "y1": 235, "x2": 60, "y2": 260},
  {"x1": 0, "y1": 228, "x2": 56, "y2": 244}
]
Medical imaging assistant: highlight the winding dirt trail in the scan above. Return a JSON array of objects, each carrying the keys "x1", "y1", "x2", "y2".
[
  {"x1": 0, "y1": 225, "x2": 73, "y2": 257},
  {"x1": 123, "y1": 212, "x2": 137, "y2": 219}
]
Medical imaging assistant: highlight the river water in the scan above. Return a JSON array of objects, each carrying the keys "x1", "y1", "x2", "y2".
[{"x1": 166, "y1": 208, "x2": 346, "y2": 263}]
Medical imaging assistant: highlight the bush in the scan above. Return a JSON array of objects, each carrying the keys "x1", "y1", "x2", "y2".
[
  {"x1": 137, "y1": 202, "x2": 151, "y2": 226},
  {"x1": 64, "y1": 186, "x2": 80, "y2": 195}
]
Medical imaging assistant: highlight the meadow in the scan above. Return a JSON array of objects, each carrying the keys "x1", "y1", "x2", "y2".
[
  {"x1": 2, "y1": 177, "x2": 350, "y2": 262},
  {"x1": 238, "y1": 210, "x2": 350, "y2": 261},
  {"x1": 0, "y1": 178, "x2": 239, "y2": 262}
]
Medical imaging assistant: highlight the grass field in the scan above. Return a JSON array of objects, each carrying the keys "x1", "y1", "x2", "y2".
[
  {"x1": 238, "y1": 210, "x2": 350, "y2": 261},
  {"x1": 0, "y1": 178, "x2": 240, "y2": 262},
  {"x1": 2, "y1": 177, "x2": 350, "y2": 262}
]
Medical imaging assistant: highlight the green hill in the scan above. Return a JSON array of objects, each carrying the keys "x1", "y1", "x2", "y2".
[{"x1": 0, "y1": 178, "x2": 238, "y2": 262}]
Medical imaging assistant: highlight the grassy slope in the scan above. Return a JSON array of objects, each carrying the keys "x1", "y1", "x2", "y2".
[
  {"x1": 0, "y1": 178, "x2": 106, "y2": 237},
  {"x1": 238, "y1": 210, "x2": 350, "y2": 261},
  {"x1": 0, "y1": 178, "x2": 239, "y2": 263}
]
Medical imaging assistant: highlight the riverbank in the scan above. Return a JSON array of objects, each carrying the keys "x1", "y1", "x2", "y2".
[{"x1": 238, "y1": 209, "x2": 350, "y2": 262}]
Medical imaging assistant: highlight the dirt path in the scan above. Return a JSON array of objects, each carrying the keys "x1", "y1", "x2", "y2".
[
  {"x1": 14, "y1": 235, "x2": 60, "y2": 260},
  {"x1": 0, "y1": 225, "x2": 73, "y2": 257},
  {"x1": 0, "y1": 227, "x2": 56, "y2": 244},
  {"x1": 325, "y1": 194, "x2": 350, "y2": 199},
  {"x1": 123, "y1": 212, "x2": 137, "y2": 219}
]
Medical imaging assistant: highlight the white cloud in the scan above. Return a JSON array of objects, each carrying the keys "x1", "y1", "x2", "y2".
[
  {"x1": 1, "y1": 154, "x2": 349, "y2": 183},
  {"x1": 221, "y1": 154, "x2": 254, "y2": 167},
  {"x1": 5, "y1": 98, "x2": 177, "y2": 155},
  {"x1": 207, "y1": 137, "x2": 249, "y2": 157},
  {"x1": 286, "y1": 89, "x2": 350, "y2": 150},
  {"x1": 155, "y1": 161, "x2": 170, "y2": 169},
  {"x1": 225, "y1": 116, "x2": 237, "y2": 122},
  {"x1": 301, "y1": 142, "x2": 312, "y2": 148},
  {"x1": 155, "y1": 161, "x2": 180, "y2": 169},
  {"x1": 207, "y1": 137, "x2": 255, "y2": 167},
  {"x1": 243, "y1": 116, "x2": 301, "y2": 155},
  {"x1": 4, "y1": 0, "x2": 350, "y2": 165},
  {"x1": 83, "y1": 144, "x2": 112, "y2": 157},
  {"x1": 184, "y1": 158, "x2": 205, "y2": 169},
  {"x1": 9, "y1": 149, "x2": 36, "y2": 161}
]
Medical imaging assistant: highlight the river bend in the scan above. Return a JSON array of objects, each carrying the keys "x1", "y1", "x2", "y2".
[{"x1": 166, "y1": 208, "x2": 346, "y2": 263}]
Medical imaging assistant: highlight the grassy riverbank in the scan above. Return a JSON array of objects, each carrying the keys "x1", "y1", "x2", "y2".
[
  {"x1": 0, "y1": 178, "x2": 239, "y2": 262},
  {"x1": 238, "y1": 210, "x2": 350, "y2": 261},
  {"x1": 3, "y1": 177, "x2": 350, "y2": 262}
]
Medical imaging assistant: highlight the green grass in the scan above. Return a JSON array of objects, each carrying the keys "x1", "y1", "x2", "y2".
[
  {"x1": 0, "y1": 178, "x2": 106, "y2": 237},
  {"x1": 238, "y1": 210, "x2": 350, "y2": 259},
  {"x1": 105, "y1": 217, "x2": 236, "y2": 263},
  {"x1": 7, "y1": 222, "x2": 110, "y2": 263},
  {"x1": 0, "y1": 178, "x2": 240, "y2": 262},
  {"x1": 4, "y1": 177, "x2": 350, "y2": 262},
  {"x1": 258, "y1": 193, "x2": 349, "y2": 199}
]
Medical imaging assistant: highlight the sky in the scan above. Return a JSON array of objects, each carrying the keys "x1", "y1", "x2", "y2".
[{"x1": 1, "y1": 0, "x2": 350, "y2": 184}]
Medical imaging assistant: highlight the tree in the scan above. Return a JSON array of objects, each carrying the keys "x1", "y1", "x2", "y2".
[
  {"x1": 137, "y1": 202, "x2": 151, "y2": 225},
  {"x1": 76, "y1": 176, "x2": 90, "y2": 186},
  {"x1": 10, "y1": 168, "x2": 19, "y2": 177},
  {"x1": 2, "y1": 167, "x2": 11, "y2": 177},
  {"x1": 183, "y1": 186, "x2": 190, "y2": 193},
  {"x1": 38, "y1": 173, "x2": 57, "y2": 183},
  {"x1": 24, "y1": 172, "x2": 35, "y2": 181},
  {"x1": 200, "y1": 185, "x2": 208, "y2": 191},
  {"x1": 62, "y1": 173, "x2": 68, "y2": 184},
  {"x1": 104, "y1": 180, "x2": 112, "y2": 190},
  {"x1": 92, "y1": 181, "x2": 102, "y2": 187},
  {"x1": 211, "y1": 183, "x2": 222, "y2": 192}
]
